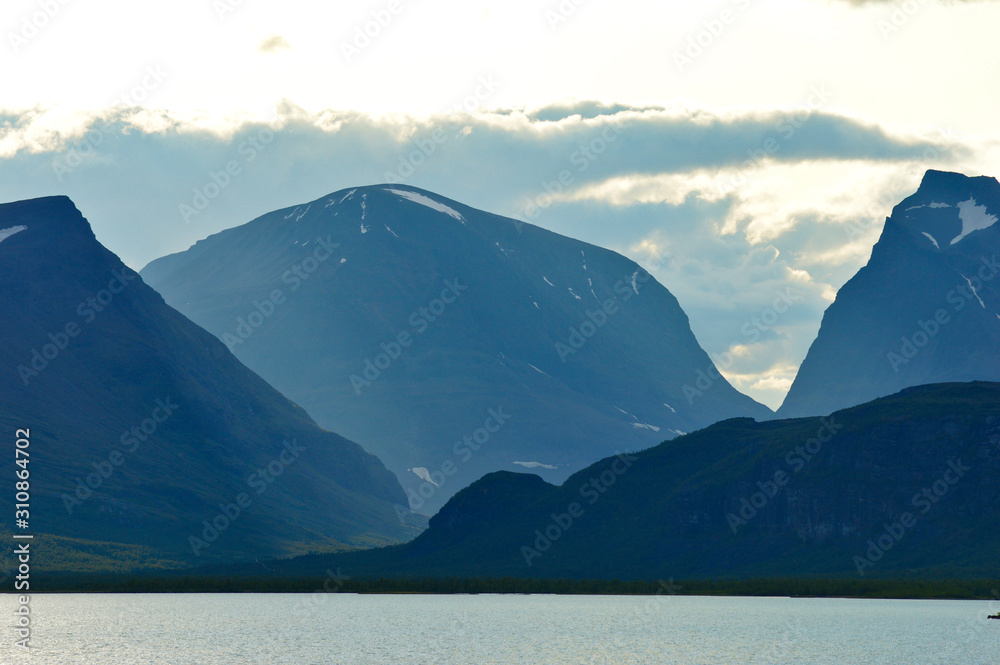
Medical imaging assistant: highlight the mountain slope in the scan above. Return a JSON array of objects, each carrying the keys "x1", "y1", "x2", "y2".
[
  {"x1": 778, "y1": 170, "x2": 1000, "y2": 418},
  {"x1": 0, "y1": 196, "x2": 421, "y2": 571},
  {"x1": 217, "y1": 382, "x2": 1000, "y2": 580},
  {"x1": 142, "y1": 184, "x2": 771, "y2": 513}
]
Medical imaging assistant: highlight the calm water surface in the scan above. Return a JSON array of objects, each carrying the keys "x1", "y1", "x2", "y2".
[{"x1": 2, "y1": 593, "x2": 999, "y2": 664}]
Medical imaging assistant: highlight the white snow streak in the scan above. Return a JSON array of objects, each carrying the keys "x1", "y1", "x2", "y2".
[
  {"x1": 513, "y1": 461, "x2": 557, "y2": 470},
  {"x1": 386, "y1": 188, "x2": 466, "y2": 224},
  {"x1": 962, "y1": 274, "x2": 986, "y2": 308},
  {"x1": 527, "y1": 363, "x2": 550, "y2": 376},
  {"x1": 0, "y1": 225, "x2": 27, "y2": 244}
]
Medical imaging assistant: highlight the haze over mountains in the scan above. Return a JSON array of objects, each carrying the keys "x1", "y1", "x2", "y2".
[
  {"x1": 779, "y1": 170, "x2": 1000, "y2": 418},
  {"x1": 0, "y1": 196, "x2": 420, "y2": 570},
  {"x1": 207, "y1": 382, "x2": 1000, "y2": 580},
  {"x1": 142, "y1": 184, "x2": 771, "y2": 513},
  {"x1": 3, "y1": 169, "x2": 998, "y2": 579}
]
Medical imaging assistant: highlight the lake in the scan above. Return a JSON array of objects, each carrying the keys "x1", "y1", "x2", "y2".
[{"x1": 2, "y1": 593, "x2": 999, "y2": 663}]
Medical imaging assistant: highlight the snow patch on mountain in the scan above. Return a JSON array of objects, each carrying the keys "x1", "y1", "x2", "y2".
[
  {"x1": 614, "y1": 406, "x2": 635, "y2": 419},
  {"x1": 543, "y1": 276, "x2": 554, "y2": 287},
  {"x1": 632, "y1": 422, "x2": 661, "y2": 432},
  {"x1": 513, "y1": 461, "x2": 557, "y2": 470},
  {"x1": 410, "y1": 467, "x2": 439, "y2": 486},
  {"x1": 0, "y1": 225, "x2": 27, "y2": 245},
  {"x1": 906, "y1": 201, "x2": 952, "y2": 212},
  {"x1": 527, "y1": 363, "x2": 550, "y2": 376},
  {"x1": 386, "y1": 188, "x2": 466, "y2": 224},
  {"x1": 951, "y1": 198, "x2": 998, "y2": 245},
  {"x1": 921, "y1": 232, "x2": 940, "y2": 249}
]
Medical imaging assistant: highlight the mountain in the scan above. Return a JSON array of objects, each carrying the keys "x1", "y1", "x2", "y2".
[
  {"x1": 0, "y1": 196, "x2": 421, "y2": 572},
  {"x1": 141, "y1": 184, "x2": 772, "y2": 513},
  {"x1": 778, "y1": 170, "x2": 1000, "y2": 418},
  {"x1": 216, "y1": 382, "x2": 1000, "y2": 580}
]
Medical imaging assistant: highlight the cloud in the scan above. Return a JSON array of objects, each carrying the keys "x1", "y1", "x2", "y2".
[
  {"x1": 257, "y1": 35, "x2": 291, "y2": 54},
  {"x1": 524, "y1": 101, "x2": 665, "y2": 122},
  {"x1": 0, "y1": 102, "x2": 982, "y2": 408}
]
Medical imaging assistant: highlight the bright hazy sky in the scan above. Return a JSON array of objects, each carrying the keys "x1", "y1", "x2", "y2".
[{"x1": 2, "y1": 0, "x2": 999, "y2": 409}]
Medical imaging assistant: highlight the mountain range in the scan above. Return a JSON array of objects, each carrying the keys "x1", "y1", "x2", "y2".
[
  {"x1": 0, "y1": 196, "x2": 421, "y2": 571},
  {"x1": 210, "y1": 381, "x2": 1000, "y2": 580},
  {"x1": 142, "y1": 184, "x2": 771, "y2": 513},
  {"x1": 4, "y1": 169, "x2": 998, "y2": 578}
]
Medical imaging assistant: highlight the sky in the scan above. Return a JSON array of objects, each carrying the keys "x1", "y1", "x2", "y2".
[{"x1": 2, "y1": 0, "x2": 998, "y2": 409}]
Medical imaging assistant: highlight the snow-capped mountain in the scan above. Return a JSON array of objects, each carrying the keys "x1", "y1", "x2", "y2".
[
  {"x1": 778, "y1": 170, "x2": 1000, "y2": 418},
  {"x1": 143, "y1": 184, "x2": 771, "y2": 513}
]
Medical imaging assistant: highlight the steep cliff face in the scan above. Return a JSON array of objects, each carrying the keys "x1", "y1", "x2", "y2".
[
  {"x1": 0, "y1": 196, "x2": 420, "y2": 571},
  {"x1": 779, "y1": 170, "x2": 1000, "y2": 418}
]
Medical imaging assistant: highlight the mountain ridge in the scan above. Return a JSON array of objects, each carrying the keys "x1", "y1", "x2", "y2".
[
  {"x1": 142, "y1": 183, "x2": 772, "y2": 513},
  {"x1": 196, "y1": 381, "x2": 1000, "y2": 580},
  {"x1": 0, "y1": 195, "x2": 422, "y2": 571},
  {"x1": 777, "y1": 170, "x2": 1000, "y2": 418}
]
